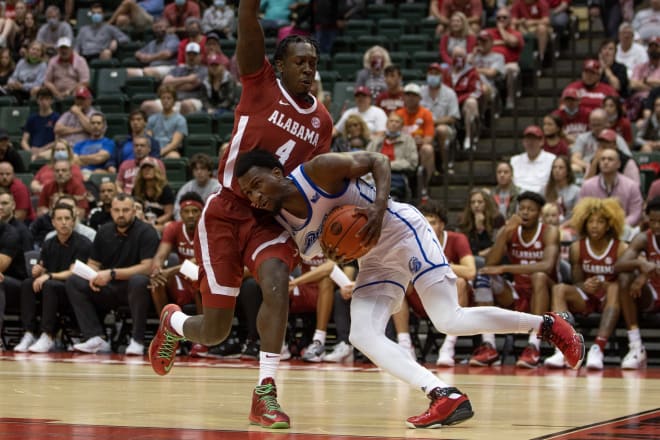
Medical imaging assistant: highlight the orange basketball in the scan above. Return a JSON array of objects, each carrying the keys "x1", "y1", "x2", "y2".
[{"x1": 321, "y1": 205, "x2": 372, "y2": 262}]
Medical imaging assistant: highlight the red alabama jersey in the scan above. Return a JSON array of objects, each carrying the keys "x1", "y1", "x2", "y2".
[
  {"x1": 507, "y1": 223, "x2": 556, "y2": 291},
  {"x1": 161, "y1": 221, "x2": 196, "y2": 262},
  {"x1": 579, "y1": 238, "x2": 619, "y2": 283}
]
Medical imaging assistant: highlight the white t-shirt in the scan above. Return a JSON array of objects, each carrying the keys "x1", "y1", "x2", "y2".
[
  {"x1": 511, "y1": 150, "x2": 557, "y2": 194},
  {"x1": 420, "y1": 85, "x2": 461, "y2": 121},
  {"x1": 334, "y1": 105, "x2": 388, "y2": 135},
  {"x1": 616, "y1": 42, "x2": 649, "y2": 78}
]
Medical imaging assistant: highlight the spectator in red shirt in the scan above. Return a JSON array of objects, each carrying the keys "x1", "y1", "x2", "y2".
[
  {"x1": 449, "y1": 46, "x2": 482, "y2": 150},
  {"x1": 562, "y1": 59, "x2": 619, "y2": 114},
  {"x1": 552, "y1": 88, "x2": 590, "y2": 144},
  {"x1": 375, "y1": 64, "x2": 404, "y2": 114},
  {"x1": 163, "y1": 0, "x2": 201, "y2": 36},
  {"x1": 0, "y1": 161, "x2": 34, "y2": 222},
  {"x1": 176, "y1": 18, "x2": 207, "y2": 66},
  {"x1": 37, "y1": 159, "x2": 88, "y2": 219},
  {"x1": 487, "y1": 7, "x2": 524, "y2": 109},
  {"x1": 439, "y1": 12, "x2": 477, "y2": 65},
  {"x1": 603, "y1": 95, "x2": 633, "y2": 144},
  {"x1": 542, "y1": 114, "x2": 569, "y2": 156},
  {"x1": 438, "y1": 0, "x2": 483, "y2": 35},
  {"x1": 511, "y1": 0, "x2": 551, "y2": 65}
]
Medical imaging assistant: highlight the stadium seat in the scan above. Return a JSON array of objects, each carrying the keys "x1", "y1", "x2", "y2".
[
  {"x1": 129, "y1": 93, "x2": 157, "y2": 111},
  {"x1": 29, "y1": 158, "x2": 48, "y2": 173},
  {"x1": 89, "y1": 172, "x2": 117, "y2": 188},
  {"x1": 15, "y1": 172, "x2": 33, "y2": 188},
  {"x1": 332, "y1": 52, "x2": 363, "y2": 81},
  {"x1": 398, "y1": 3, "x2": 428, "y2": 24},
  {"x1": 344, "y1": 19, "x2": 375, "y2": 38},
  {"x1": 216, "y1": 112, "x2": 235, "y2": 140},
  {"x1": 355, "y1": 35, "x2": 391, "y2": 53},
  {"x1": 319, "y1": 70, "x2": 340, "y2": 91},
  {"x1": 398, "y1": 34, "x2": 431, "y2": 53},
  {"x1": 401, "y1": 68, "x2": 425, "y2": 81},
  {"x1": 124, "y1": 77, "x2": 157, "y2": 97},
  {"x1": 163, "y1": 158, "x2": 189, "y2": 182},
  {"x1": 0, "y1": 96, "x2": 16, "y2": 107},
  {"x1": 104, "y1": 113, "x2": 129, "y2": 139},
  {"x1": 332, "y1": 35, "x2": 354, "y2": 53},
  {"x1": 17, "y1": 150, "x2": 31, "y2": 171},
  {"x1": 90, "y1": 58, "x2": 121, "y2": 69},
  {"x1": 94, "y1": 67, "x2": 127, "y2": 97},
  {"x1": 377, "y1": 19, "x2": 406, "y2": 40},
  {"x1": 219, "y1": 39, "x2": 236, "y2": 57},
  {"x1": 366, "y1": 3, "x2": 395, "y2": 20},
  {"x1": 389, "y1": 51, "x2": 411, "y2": 68},
  {"x1": 95, "y1": 95, "x2": 128, "y2": 114},
  {"x1": 419, "y1": 17, "x2": 440, "y2": 36},
  {"x1": 411, "y1": 51, "x2": 441, "y2": 70},
  {"x1": 0, "y1": 107, "x2": 30, "y2": 136},
  {"x1": 184, "y1": 134, "x2": 219, "y2": 157},
  {"x1": 185, "y1": 113, "x2": 214, "y2": 135}
]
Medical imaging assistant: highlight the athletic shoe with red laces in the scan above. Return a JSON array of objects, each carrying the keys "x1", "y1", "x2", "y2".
[
  {"x1": 516, "y1": 344, "x2": 541, "y2": 368},
  {"x1": 538, "y1": 312, "x2": 585, "y2": 370},
  {"x1": 149, "y1": 304, "x2": 185, "y2": 376},
  {"x1": 249, "y1": 377, "x2": 290, "y2": 429},
  {"x1": 468, "y1": 342, "x2": 500, "y2": 366},
  {"x1": 406, "y1": 387, "x2": 474, "y2": 429},
  {"x1": 189, "y1": 343, "x2": 208, "y2": 358}
]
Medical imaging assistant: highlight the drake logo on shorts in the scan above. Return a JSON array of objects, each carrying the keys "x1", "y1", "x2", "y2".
[{"x1": 408, "y1": 257, "x2": 422, "y2": 274}]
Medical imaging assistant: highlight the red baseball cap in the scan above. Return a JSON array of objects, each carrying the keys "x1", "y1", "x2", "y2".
[
  {"x1": 583, "y1": 59, "x2": 601, "y2": 72},
  {"x1": 597, "y1": 128, "x2": 617, "y2": 142},
  {"x1": 523, "y1": 125, "x2": 543, "y2": 138},
  {"x1": 75, "y1": 86, "x2": 92, "y2": 99},
  {"x1": 477, "y1": 30, "x2": 492, "y2": 41},
  {"x1": 354, "y1": 86, "x2": 371, "y2": 96},
  {"x1": 428, "y1": 62, "x2": 443, "y2": 72},
  {"x1": 561, "y1": 88, "x2": 579, "y2": 99}
]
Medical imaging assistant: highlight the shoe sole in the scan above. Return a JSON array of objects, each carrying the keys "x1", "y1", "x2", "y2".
[
  {"x1": 515, "y1": 360, "x2": 540, "y2": 369},
  {"x1": 249, "y1": 417, "x2": 290, "y2": 429},
  {"x1": 405, "y1": 401, "x2": 474, "y2": 429},
  {"x1": 569, "y1": 334, "x2": 586, "y2": 370},
  {"x1": 468, "y1": 358, "x2": 499, "y2": 367}
]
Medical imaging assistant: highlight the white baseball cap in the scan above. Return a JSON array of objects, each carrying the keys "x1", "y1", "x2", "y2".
[
  {"x1": 185, "y1": 42, "x2": 201, "y2": 53},
  {"x1": 57, "y1": 37, "x2": 72, "y2": 48}
]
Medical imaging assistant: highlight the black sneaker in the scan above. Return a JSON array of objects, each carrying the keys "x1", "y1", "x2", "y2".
[
  {"x1": 208, "y1": 337, "x2": 242, "y2": 358},
  {"x1": 240, "y1": 340, "x2": 260, "y2": 360}
]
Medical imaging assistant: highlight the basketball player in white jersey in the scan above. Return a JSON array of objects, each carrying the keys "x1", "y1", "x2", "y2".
[{"x1": 235, "y1": 149, "x2": 586, "y2": 429}]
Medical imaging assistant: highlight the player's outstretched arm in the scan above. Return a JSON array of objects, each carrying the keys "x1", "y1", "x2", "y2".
[
  {"x1": 237, "y1": 0, "x2": 266, "y2": 77},
  {"x1": 614, "y1": 232, "x2": 648, "y2": 274}
]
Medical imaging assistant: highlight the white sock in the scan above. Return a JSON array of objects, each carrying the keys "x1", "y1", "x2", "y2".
[
  {"x1": 441, "y1": 334, "x2": 458, "y2": 349},
  {"x1": 258, "y1": 351, "x2": 280, "y2": 384},
  {"x1": 627, "y1": 328, "x2": 642, "y2": 347},
  {"x1": 170, "y1": 311, "x2": 189, "y2": 337},
  {"x1": 528, "y1": 331, "x2": 540, "y2": 349},
  {"x1": 312, "y1": 329, "x2": 327, "y2": 346},
  {"x1": 397, "y1": 332, "x2": 412, "y2": 348},
  {"x1": 482, "y1": 333, "x2": 496, "y2": 347}
]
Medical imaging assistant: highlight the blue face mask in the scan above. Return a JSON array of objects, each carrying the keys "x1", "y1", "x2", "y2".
[
  {"x1": 53, "y1": 150, "x2": 68, "y2": 161},
  {"x1": 427, "y1": 74, "x2": 442, "y2": 88},
  {"x1": 91, "y1": 12, "x2": 103, "y2": 24},
  {"x1": 385, "y1": 130, "x2": 400, "y2": 138},
  {"x1": 214, "y1": 0, "x2": 225, "y2": 6},
  {"x1": 175, "y1": 0, "x2": 186, "y2": 6}
]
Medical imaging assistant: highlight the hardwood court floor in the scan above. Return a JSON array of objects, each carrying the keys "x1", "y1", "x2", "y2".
[{"x1": 0, "y1": 353, "x2": 659, "y2": 439}]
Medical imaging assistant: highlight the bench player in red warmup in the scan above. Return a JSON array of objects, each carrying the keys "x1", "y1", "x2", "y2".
[{"x1": 148, "y1": 0, "x2": 333, "y2": 429}]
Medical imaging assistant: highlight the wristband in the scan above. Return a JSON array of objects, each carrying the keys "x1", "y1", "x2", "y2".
[{"x1": 329, "y1": 264, "x2": 352, "y2": 289}]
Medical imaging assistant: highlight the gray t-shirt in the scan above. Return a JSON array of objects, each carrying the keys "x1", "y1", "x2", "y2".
[
  {"x1": 138, "y1": 34, "x2": 180, "y2": 67},
  {"x1": 571, "y1": 131, "x2": 631, "y2": 163},
  {"x1": 36, "y1": 21, "x2": 74, "y2": 47},
  {"x1": 420, "y1": 84, "x2": 461, "y2": 122},
  {"x1": 168, "y1": 64, "x2": 208, "y2": 100},
  {"x1": 147, "y1": 112, "x2": 188, "y2": 151},
  {"x1": 74, "y1": 23, "x2": 129, "y2": 57}
]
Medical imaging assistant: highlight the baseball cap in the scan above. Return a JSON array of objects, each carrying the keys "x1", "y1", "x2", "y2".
[
  {"x1": 477, "y1": 30, "x2": 492, "y2": 41},
  {"x1": 205, "y1": 31, "x2": 222, "y2": 42},
  {"x1": 583, "y1": 59, "x2": 601, "y2": 72},
  {"x1": 140, "y1": 157, "x2": 158, "y2": 168},
  {"x1": 0, "y1": 128, "x2": 8, "y2": 140},
  {"x1": 354, "y1": 86, "x2": 371, "y2": 96},
  {"x1": 207, "y1": 53, "x2": 222, "y2": 65},
  {"x1": 428, "y1": 62, "x2": 443, "y2": 72},
  {"x1": 403, "y1": 83, "x2": 422, "y2": 96},
  {"x1": 75, "y1": 86, "x2": 92, "y2": 99},
  {"x1": 185, "y1": 42, "x2": 201, "y2": 53},
  {"x1": 649, "y1": 36, "x2": 660, "y2": 46},
  {"x1": 57, "y1": 37, "x2": 71, "y2": 48},
  {"x1": 597, "y1": 128, "x2": 617, "y2": 142},
  {"x1": 561, "y1": 88, "x2": 579, "y2": 99},
  {"x1": 523, "y1": 125, "x2": 543, "y2": 138}
]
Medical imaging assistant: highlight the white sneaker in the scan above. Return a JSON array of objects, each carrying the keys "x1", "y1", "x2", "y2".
[
  {"x1": 322, "y1": 341, "x2": 354, "y2": 363},
  {"x1": 436, "y1": 345, "x2": 455, "y2": 367},
  {"x1": 14, "y1": 332, "x2": 36, "y2": 352},
  {"x1": 463, "y1": 137, "x2": 472, "y2": 151},
  {"x1": 73, "y1": 336, "x2": 111, "y2": 354},
  {"x1": 125, "y1": 338, "x2": 144, "y2": 356},
  {"x1": 543, "y1": 349, "x2": 567, "y2": 369},
  {"x1": 302, "y1": 340, "x2": 325, "y2": 362},
  {"x1": 280, "y1": 344, "x2": 291, "y2": 361},
  {"x1": 28, "y1": 333, "x2": 54, "y2": 353},
  {"x1": 621, "y1": 344, "x2": 647, "y2": 370},
  {"x1": 585, "y1": 344, "x2": 604, "y2": 370}
]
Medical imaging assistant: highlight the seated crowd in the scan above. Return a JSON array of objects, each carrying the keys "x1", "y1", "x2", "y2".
[{"x1": 0, "y1": 1, "x2": 658, "y2": 372}]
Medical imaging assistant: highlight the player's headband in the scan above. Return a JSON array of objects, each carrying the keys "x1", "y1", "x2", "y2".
[{"x1": 180, "y1": 200, "x2": 203, "y2": 210}]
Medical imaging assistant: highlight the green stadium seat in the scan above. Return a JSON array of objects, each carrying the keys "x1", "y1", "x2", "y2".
[
  {"x1": 377, "y1": 19, "x2": 406, "y2": 40},
  {"x1": 90, "y1": 58, "x2": 121, "y2": 69},
  {"x1": 104, "y1": 113, "x2": 129, "y2": 139},
  {"x1": 95, "y1": 95, "x2": 128, "y2": 114},
  {"x1": 17, "y1": 150, "x2": 31, "y2": 171},
  {"x1": 319, "y1": 70, "x2": 340, "y2": 91},
  {"x1": 411, "y1": 50, "x2": 441, "y2": 70},
  {"x1": 184, "y1": 134, "x2": 220, "y2": 157},
  {"x1": 15, "y1": 172, "x2": 33, "y2": 188},
  {"x1": 355, "y1": 35, "x2": 391, "y2": 52},
  {"x1": 332, "y1": 52, "x2": 363, "y2": 81},
  {"x1": 419, "y1": 17, "x2": 440, "y2": 36},
  {"x1": 398, "y1": 34, "x2": 431, "y2": 53},
  {"x1": 163, "y1": 158, "x2": 189, "y2": 182},
  {"x1": 0, "y1": 95, "x2": 17, "y2": 106},
  {"x1": 401, "y1": 68, "x2": 425, "y2": 82},
  {"x1": 388, "y1": 51, "x2": 411, "y2": 68},
  {"x1": 0, "y1": 107, "x2": 30, "y2": 136},
  {"x1": 219, "y1": 39, "x2": 236, "y2": 57},
  {"x1": 116, "y1": 41, "x2": 143, "y2": 61},
  {"x1": 129, "y1": 92, "x2": 157, "y2": 111},
  {"x1": 89, "y1": 172, "x2": 117, "y2": 188},
  {"x1": 332, "y1": 35, "x2": 354, "y2": 53},
  {"x1": 216, "y1": 112, "x2": 235, "y2": 140},
  {"x1": 29, "y1": 158, "x2": 48, "y2": 173},
  {"x1": 398, "y1": 3, "x2": 428, "y2": 24},
  {"x1": 366, "y1": 3, "x2": 395, "y2": 20},
  {"x1": 124, "y1": 76, "x2": 157, "y2": 97},
  {"x1": 330, "y1": 81, "x2": 355, "y2": 120},
  {"x1": 344, "y1": 19, "x2": 375, "y2": 37},
  {"x1": 94, "y1": 67, "x2": 127, "y2": 97},
  {"x1": 519, "y1": 34, "x2": 538, "y2": 73},
  {"x1": 318, "y1": 53, "x2": 333, "y2": 70},
  {"x1": 185, "y1": 113, "x2": 214, "y2": 135}
]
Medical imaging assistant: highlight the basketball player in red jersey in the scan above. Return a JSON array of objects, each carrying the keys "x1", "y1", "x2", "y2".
[
  {"x1": 614, "y1": 197, "x2": 660, "y2": 370},
  {"x1": 544, "y1": 197, "x2": 626, "y2": 370},
  {"x1": 480, "y1": 191, "x2": 560, "y2": 368},
  {"x1": 148, "y1": 0, "x2": 333, "y2": 429}
]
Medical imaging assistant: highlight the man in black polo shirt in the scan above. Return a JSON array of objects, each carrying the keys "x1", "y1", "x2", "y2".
[
  {"x1": 0, "y1": 220, "x2": 23, "y2": 352},
  {"x1": 87, "y1": 177, "x2": 116, "y2": 230},
  {"x1": 14, "y1": 203, "x2": 92, "y2": 352},
  {"x1": 66, "y1": 193, "x2": 159, "y2": 355},
  {"x1": 0, "y1": 189, "x2": 34, "y2": 252}
]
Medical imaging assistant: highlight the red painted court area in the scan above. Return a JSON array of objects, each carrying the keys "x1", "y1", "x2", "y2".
[{"x1": 534, "y1": 408, "x2": 660, "y2": 439}]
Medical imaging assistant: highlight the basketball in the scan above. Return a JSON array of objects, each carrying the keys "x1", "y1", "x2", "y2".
[{"x1": 321, "y1": 205, "x2": 371, "y2": 262}]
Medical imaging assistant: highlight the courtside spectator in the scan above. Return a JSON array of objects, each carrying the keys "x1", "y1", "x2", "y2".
[
  {"x1": 109, "y1": 0, "x2": 162, "y2": 32},
  {"x1": 131, "y1": 157, "x2": 174, "y2": 232},
  {"x1": 486, "y1": 7, "x2": 524, "y2": 109},
  {"x1": 510, "y1": 125, "x2": 556, "y2": 194},
  {"x1": 583, "y1": 128, "x2": 640, "y2": 184},
  {"x1": 542, "y1": 114, "x2": 569, "y2": 156},
  {"x1": 616, "y1": 22, "x2": 648, "y2": 79},
  {"x1": 163, "y1": 0, "x2": 201, "y2": 36},
  {"x1": 113, "y1": 110, "x2": 160, "y2": 169},
  {"x1": 6, "y1": 40, "x2": 46, "y2": 103},
  {"x1": 30, "y1": 140, "x2": 83, "y2": 196},
  {"x1": 43, "y1": 37, "x2": 89, "y2": 99},
  {"x1": 439, "y1": 12, "x2": 477, "y2": 65},
  {"x1": 438, "y1": 0, "x2": 483, "y2": 34},
  {"x1": 449, "y1": 46, "x2": 482, "y2": 150},
  {"x1": 552, "y1": 88, "x2": 589, "y2": 143},
  {"x1": 202, "y1": 0, "x2": 235, "y2": 38},
  {"x1": 37, "y1": 159, "x2": 88, "y2": 217},
  {"x1": 562, "y1": 59, "x2": 619, "y2": 114},
  {"x1": 599, "y1": 39, "x2": 629, "y2": 97},
  {"x1": 511, "y1": 0, "x2": 551, "y2": 65},
  {"x1": 74, "y1": 3, "x2": 129, "y2": 61},
  {"x1": 637, "y1": 95, "x2": 660, "y2": 151},
  {"x1": 632, "y1": 0, "x2": 660, "y2": 42},
  {"x1": 334, "y1": 86, "x2": 387, "y2": 140},
  {"x1": 88, "y1": 177, "x2": 116, "y2": 230}
]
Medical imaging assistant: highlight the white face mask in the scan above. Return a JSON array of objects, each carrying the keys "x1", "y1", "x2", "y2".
[{"x1": 214, "y1": 0, "x2": 226, "y2": 6}]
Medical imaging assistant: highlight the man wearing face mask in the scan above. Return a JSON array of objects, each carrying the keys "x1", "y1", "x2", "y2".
[
  {"x1": 629, "y1": 37, "x2": 660, "y2": 113},
  {"x1": 449, "y1": 46, "x2": 482, "y2": 151},
  {"x1": 202, "y1": 0, "x2": 235, "y2": 38},
  {"x1": 552, "y1": 88, "x2": 589, "y2": 144},
  {"x1": 420, "y1": 63, "x2": 460, "y2": 175},
  {"x1": 163, "y1": 0, "x2": 201, "y2": 36},
  {"x1": 35, "y1": 6, "x2": 73, "y2": 55},
  {"x1": 110, "y1": 0, "x2": 164, "y2": 32},
  {"x1": 74, "y1": 3, "x2": 130, "y2": 61},
  {"x1": 126, "y1": 19, "x2": 180, "y2": 80}
]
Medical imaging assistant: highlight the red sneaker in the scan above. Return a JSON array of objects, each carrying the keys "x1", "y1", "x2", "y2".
[
  {"x1": 468, "y1": 342, "x2": 500, "y2": 366},
  {"x1": 538, "y1": 312, "x2": 585, "y2": 370},
  {"x1": 249, "y1": 378, "x2": 290, "y2": 429},
  {"x1": 148, "y1": 304, "x2": 185, "y2": 376},
  {"x1": 406, "y1": 387, "x2": 473, "y2": 429},
  {"x1": 190, "y1": 343, "x2": 208, "y2": 358},
  {"x1": 516, "y1": 344, "x2": 540, "y2": 368}
]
